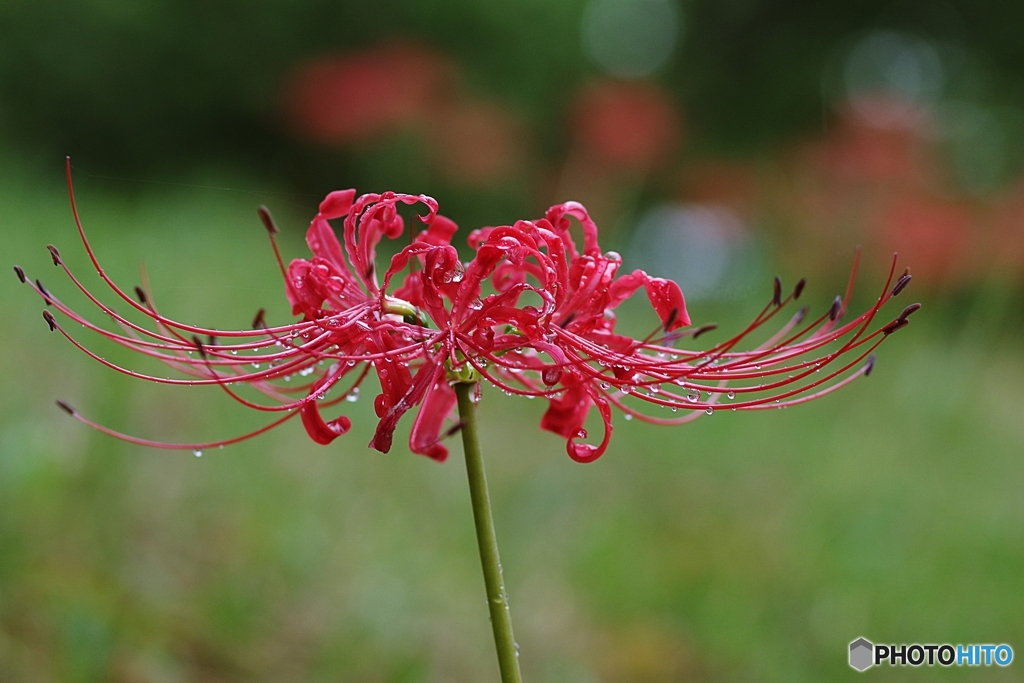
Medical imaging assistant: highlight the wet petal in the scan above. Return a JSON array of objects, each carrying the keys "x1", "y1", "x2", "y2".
[
  {"x1": 409, "y1": 379, "x2": 457, "y2": 461},
  {"x1": 645, "y1": 277, "x2": 689, "y2": 330},
  {"x1": 318, "y1": 189, "x2": 357, "y2": 220},
  {"x1": 300, "y1": 401, "x2": 352, "y2": 445}
]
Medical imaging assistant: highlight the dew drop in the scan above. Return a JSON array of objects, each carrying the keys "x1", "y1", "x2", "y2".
[
  {"x1": 624, "y1": 413, "x2": 633, "y2": 420},
  {"x1": 252, "y1": 362, "x2": 261, "y2": 369},
  {"x1": 193, "y1": 450, "x2": 203, "y2": 457},
  {"x1": 345, "y1": 387, "x2": 360, "y2": 402},
  {"x1": 686, "y1": 390, "x2": 700, "y2": 403},
  {"x1": 727, "y1": 391, "x2": 736, "y2": 400},
  {"x1": 705, "y1": 406, "x2": 714, "y2": 415}
]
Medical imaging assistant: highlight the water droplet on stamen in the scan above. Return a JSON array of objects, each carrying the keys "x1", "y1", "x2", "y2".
[
  {"x1": 727, "y1": 391, "x2": 736, "y2": 400},
  {"x1": 705, "y1": 406, "x2": 714, "y2": 415},
  {"x1": 193, "y1": 450, "x2": 203, "y2": 457}
]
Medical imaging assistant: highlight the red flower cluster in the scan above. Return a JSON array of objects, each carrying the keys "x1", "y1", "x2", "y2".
[{"x1": 18, "y1": 160, "x2": 919, "y2": 462}]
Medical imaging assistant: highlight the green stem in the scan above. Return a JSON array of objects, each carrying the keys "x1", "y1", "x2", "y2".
[{"x1": 454, "y1": 381, "x2": 523, "y2": 683}]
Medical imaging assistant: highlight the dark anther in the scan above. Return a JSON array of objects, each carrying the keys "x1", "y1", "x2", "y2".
[
  {"x1": 772, "y1": 276, "x2": 782, "y2": 306},
  {"x1": 897, "y1": 302, "x2": 921, "y2": 322},
  {"x1": 663, "y1": 307, "x2": 678, "y2": 331},
  {"x1": 693, "y1": 323, "x2": 718, "y2": 339},
  {"x1": 442, "y1": 419, "x2": 467, "y2": 440},
  {"x1": 891, "y1": 274, "x2": 912, "y2": 297},
  {"x1": 793, "y1": 278, "x2": 806, "y2": 300},
  {"x1": 191, "y1": 334, "x2": 206, "y2": 357},
  {"x1": 36, "y1": 279, "x2": 52, "y2": 306},
  {"x1": 47, "y1": 245, "x2": 62, "y2": 266},
  {"x1": 257, "y1": 205, "x2": 278, "y2": 235},
  {"x1": 252, "y1": 308, "x2": 266, "y2": 329},
  {"x1": 881, "y1": 318, "x2": 909, "y2": 335},
  {"x1": 133, "y1": 286, "x2": 148, "y2": 305},
  {"x1": 43, "y1": 310, "x2": 56, "y2": 331},
  {"x1": 865, "y1": 353, "x2": 876, "y2": 377},
  {"x1": 207, "y1": 334, "x2": 217, "y2": 346},
  {"x1": 14, "y1": 265, "x2": 26, "y2": 283},
  {"x1": 828, "y1": 295, "x2": 842, "y2": 321},
  {"x1": 55, "y1": 400, "x2": 75, "y2": 415},
  {"x1": 794, "y1": 305, "x2": 809, "y2": 324}
]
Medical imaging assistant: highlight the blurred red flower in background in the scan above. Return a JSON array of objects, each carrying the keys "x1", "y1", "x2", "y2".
[
  {"x1": 286, "y1": 41, "x2": 524, "y2": 185},
  {"x1": 572, "y1": 80, "x2": 681, "y2": 172},
  {"x1": 287, "y1": 41, "x2": 454, "y2": 144}
]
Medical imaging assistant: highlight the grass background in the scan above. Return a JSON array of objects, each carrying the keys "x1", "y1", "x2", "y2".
[{"x1": 2, "y1": 160, "x2": 1022, "y2": 682}]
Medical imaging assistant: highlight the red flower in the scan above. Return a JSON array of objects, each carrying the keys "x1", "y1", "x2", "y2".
[
  {"x1": 19, "y1": 160, "x2": 918, "y2": 463},
  {"x1": 448, "y1": 202, "x2": 917, "y2": 462}
]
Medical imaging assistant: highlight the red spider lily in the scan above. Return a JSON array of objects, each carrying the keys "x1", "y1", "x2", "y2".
[{"x1": 18, "y1": 160, "x2": 918, "y2": 463}]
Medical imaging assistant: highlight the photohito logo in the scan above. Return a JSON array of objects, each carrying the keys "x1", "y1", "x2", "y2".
[{"x1": 849, "y1": 638, "x2": 1013, "y2": 671}]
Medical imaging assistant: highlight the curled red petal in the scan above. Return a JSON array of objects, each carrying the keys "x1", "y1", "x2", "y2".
[
  {"x1": 371, "y1": 356, "x2": 443, "y2": 454},
  {"x1": 306, "y1": 216, "x2": 351, "y2": 276},
  {"x1": 566, "y1": 392, "x2": 612, "y2": 463},
  {"x1": 417, "y1": 214, "x2": 459, "y2": 246},
  {"x1": 409, "y1": 379, "x2": 457, "y2": 461},
  {"x1": 300, "y1": 401, "x2": 352, "y2": 445},
  {"x1": 645, "y1": 277, "x2": 690, "y2": 330},
  {"x1": 540, "y1": 379, "x2": 591, "y2": 439},
  {"x1": 319, "y1": 189, "x2": 357, "y2": 220}
]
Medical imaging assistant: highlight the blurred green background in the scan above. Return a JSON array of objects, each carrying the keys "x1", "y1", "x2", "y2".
[{"x1": 2, "y1": 1, "x2": 1023, "y2": 681}]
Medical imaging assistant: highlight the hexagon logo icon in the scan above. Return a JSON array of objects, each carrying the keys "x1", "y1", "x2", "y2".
[{"x1": 849, "y1": 637, "x2": 874, "y2": 671}]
